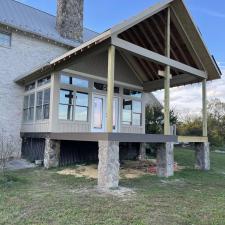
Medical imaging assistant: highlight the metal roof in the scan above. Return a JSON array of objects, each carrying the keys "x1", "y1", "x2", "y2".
[{"x1": 0, "y1": 0, "x2": 98, "y2": 47}]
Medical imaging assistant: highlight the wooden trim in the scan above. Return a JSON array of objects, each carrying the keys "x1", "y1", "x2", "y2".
[
  {"x1": 111, "y1": 37, "x2": 207, "y2": 79},
  {"x1": 178, "y1": 136, "x2": 208, "y2": 143},
  {"x1": 202, "y1": 79, "x2": 207, "y2": 136}
]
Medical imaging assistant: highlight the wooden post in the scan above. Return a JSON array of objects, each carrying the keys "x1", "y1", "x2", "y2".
[
  {"x1": 107, "y1": 45, "x2": 116, "y2": 132},
  {"x1": 202, "y1": 79, "x2": 207, "y2": 137},
  {"x1": 164, "y1": 7, "x2": 171, "y2": 135}
]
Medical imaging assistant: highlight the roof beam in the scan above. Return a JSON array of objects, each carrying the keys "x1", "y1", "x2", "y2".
[
  {"x1": 112, "y1": 37, "x2": 207, "y2": 79},
  {"x1": 143, "y1": 74, "x2": 198, "y2": 92}
]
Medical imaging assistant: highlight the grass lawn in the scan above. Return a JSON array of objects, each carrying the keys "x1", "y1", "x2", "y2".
[{"x1": 1, "y1": 148, "x2": 225, "y2": 225}]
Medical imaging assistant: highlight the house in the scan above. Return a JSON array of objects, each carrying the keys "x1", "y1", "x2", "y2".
[{"x1": 0, "y1": 0, "x2": 221, "y2": 189}]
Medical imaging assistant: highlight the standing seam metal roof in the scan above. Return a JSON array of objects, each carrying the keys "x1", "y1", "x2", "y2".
[{"x1": 0, "y1": 0, "x2": 99, "y2": 47}]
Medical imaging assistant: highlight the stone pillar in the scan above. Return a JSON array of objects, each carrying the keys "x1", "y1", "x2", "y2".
[
  {"x1": 98, "y1": 141, "x2": 120, "y2": 189},
  {"x1": 195, "y1": 142, "x2": 210, "y2": 171},
  {"x1": 44, "y1": 138, "x2": 61, "y2": 169},
  {"x1": 157, "y1": 143, "x2": 174, "y2": 177},
  {"x1": 139, "y1": 143, "x2": 147, "y2": 161}
]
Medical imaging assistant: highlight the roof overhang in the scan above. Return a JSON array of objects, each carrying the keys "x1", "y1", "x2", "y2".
[{"x1": 15, "y1": 0, "x2": 221, "y2": 90}]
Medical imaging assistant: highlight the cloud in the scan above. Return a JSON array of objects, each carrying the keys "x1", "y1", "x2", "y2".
[
  {"x1": 192, "y1": 7, "x2": 225, "y2": 19},
  {"x1": 153, "y1": 68, "x2": 225, "y2": 118}
]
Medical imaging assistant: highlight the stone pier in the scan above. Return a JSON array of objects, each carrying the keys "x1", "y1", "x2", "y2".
[
  {"x1": 157, "y1": 143, "x2": 174, "y2": 177},
  {"x1": 98, "y1": 141, "x2": 120, "y2": 189},
  {"x1": 195, "y1": 142, "x2": 210, "y2": 170},
  {"x1": 44, "y1": 138, "x2": 61, "y2": 169},
  {"x1": 139, "y1": 143, "x2": 147, "y2": 161}
]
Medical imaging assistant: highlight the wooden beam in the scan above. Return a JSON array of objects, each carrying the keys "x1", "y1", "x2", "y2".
[
  {"x1": 164, "y1": 7, "x2": 171, "y2": 135},
  {"x1": 107, "y1": 45, "x2": 115, "y2": 132},
  {"x1": 143, "y1": 74, "x2": 197, "y2": 92},
  {"x1": 111, "y1": 37, "x2": 207, "y2": 79},
  {"x1": 178, "y1": 136, "x2": 208, "y2": 143},
  {"x1": 202, "y1": 79, "x2": 207, "y2": 137}
]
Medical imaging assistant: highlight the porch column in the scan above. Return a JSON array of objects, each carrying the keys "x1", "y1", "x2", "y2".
[
  {"x1": 98, "y1": 140, "x2": 120, "y2": 189},
  {"x1": 139, "y1": 143, "x2": 147, "y2": 161},
  {"x1": 157, "y1": 7, "x2": 174, "y2": 177},
  {"x1": 107, "y1": 45, "x2": 116, "y2": 132},
  {"x1": 194, "y1": 79, "x2": 210, "y2": 170},
  {"x1": 44, "y1": 138, "x2": 61, "y2": 169}
]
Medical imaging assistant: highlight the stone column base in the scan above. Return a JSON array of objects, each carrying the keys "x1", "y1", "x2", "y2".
[
  {"x1": 157, "y1": 143, "x2": 174, "y2": 177},
  {"x1": 138, "y1": 143, "x2": 147, "y2": 161},
  {"x1": 195, "y1": 142, "x2": 210, "y2": 171},
  {"x1": 98, "y1": 141, "x2": 120, "y2": 189},
  {"x1": 44, "y1": 138, "x2": 61, "y2": 169}
]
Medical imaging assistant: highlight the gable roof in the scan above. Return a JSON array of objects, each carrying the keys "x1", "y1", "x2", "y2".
[
  {"x1": 15, "y1": 0, "x2": 221, "y2": 85},
  {"x1": 0, "y1": 0, "x2": 98, "y2": 47}
]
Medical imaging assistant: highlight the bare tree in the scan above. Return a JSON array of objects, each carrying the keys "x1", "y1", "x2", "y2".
[{"x1": 0, "y1": 130, "x2": 19, "y2": 176}]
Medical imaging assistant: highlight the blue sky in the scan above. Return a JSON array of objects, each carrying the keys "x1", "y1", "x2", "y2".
[{"x1": 18, "y1": 0, "x2": 225, "y2": 117}]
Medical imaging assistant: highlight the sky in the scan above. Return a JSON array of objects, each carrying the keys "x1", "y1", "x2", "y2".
[{"x1": 17, "y1": 0, "x2": 225, "y2": 117}]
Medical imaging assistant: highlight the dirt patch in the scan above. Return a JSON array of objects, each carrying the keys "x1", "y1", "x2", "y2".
[{"x1": 57, "y1": 160, "x2": 184, "y2": 179}]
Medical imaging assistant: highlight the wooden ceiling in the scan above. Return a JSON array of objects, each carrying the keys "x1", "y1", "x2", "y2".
[{"x1": 118, "y1": 9, "x2": 202, "y2": 83}]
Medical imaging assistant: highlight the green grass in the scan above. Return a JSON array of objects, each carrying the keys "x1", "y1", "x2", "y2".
[{"x1": 1, "y1": 148, "x2": 225, "y2": 225}]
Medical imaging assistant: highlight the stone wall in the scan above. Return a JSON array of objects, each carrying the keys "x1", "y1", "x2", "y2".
[{"x1": 0, "y1": 30, "x2": 68, "y2": 155}]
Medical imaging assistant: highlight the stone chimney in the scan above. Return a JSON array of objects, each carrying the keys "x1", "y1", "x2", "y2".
[{"x1": 56, "y1": 0, "x2": 84, "y2": 42}]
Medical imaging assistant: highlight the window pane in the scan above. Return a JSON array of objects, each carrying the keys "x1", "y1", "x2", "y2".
[
  {"x1": 23, "y1": 96, "x2": 29, "y2": 108},
  {"x1": 36, "y1": 92, "x2": 43, "y2": 106},
  {"x1": 133, "y1": 113, "x2": 141, "y2": 126},
  {"x1": 36, "y1": 106, "x2": 42, "y2": 120},
  {"x1": 122, "y1": 110, "x2": 132, "y2": 125},
  {"x1": 60, "y1": 75, "x2": 72, "y2": 84},
  {"x1": 76, "y1": 92, "x2": 88, "y2": 107},
  {"x1": 75, "y1": 106, "x2": 88, "y2": 121},
  {"x1": 28, "y1": 107, "x2": 34, "y2": 121},
  {"x1": 59, "y1": 104, "x2": 73, "y2": 120},
  {"x1": 94, "y1": 82, "x2": 119, "y2": 93},
  {"x1": 60, "y1": 89, "x2": 73, "y2": 105},
  {"x1": 93, "y1": 97, "x2": 103, "y2": 129},
  {"x1": 123, "y1": 99, "x2": 132, "y2": 110},
  {"x1": 133, "y1": 101, "x2": 141, "y2": 113},
  {"x1": 25, "y1": 82, "x2": 35, "y2": 91},
  {"x1": 29, "y1": 94, "x2": 35, "y2": 107},
  {"x1": 123, "y1": 89, "x2": 142, "y2": 98},
  {"x1": 43, "y1": 105, "x2": 50, "y2": 119},
  {"x1": 73, "y1": 78, "x2": 88, "y2": 88},
  {"x1": 44, "y1": 89, "x2": 50, "y2": 104},
  {"x1": 38, "y1": 76, "x2": 51, "y2": 87},
  {"x1": 0, "y1": 32, "x2": 11, "y2": 47},
  {"x1": 23, "y1": 109, "x2": 28, "y2": 121}
]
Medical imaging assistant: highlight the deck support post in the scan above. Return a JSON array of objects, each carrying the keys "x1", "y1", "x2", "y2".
[
  {"x1": 194, "y1": 79, "x2": 210, "y2": 170},
  {"x1": 195, "y1": 142, "x2": 210, "y2": 170},
  {"x1": 157, "y1": 8, "x2": 174, "y2": 178},
  {"x1": 107, "y1": 45, "x2": 115, "y2": 132},
  {"x1": 44, "y1": 138, "x2": 61, "y2": 169},
  {"x1": 139, "y1": 143, "x2": 147, "y2": 161},
  {"x1": 98, "y1": 140, "x2": 120, "y2": 189},
  {"x1": 157, "y1": 143, "x2": 174, "y2": 177}
]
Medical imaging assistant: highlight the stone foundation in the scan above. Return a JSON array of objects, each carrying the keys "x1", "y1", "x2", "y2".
[
  {"x1": 195, "y1": 142, "x2": 210, "y2": 171},
  {"x1": 139, "y1": 143, "x2": 147, "y2": 161},
  {"x1": 44, "y1": 138, "x2": 61, "y2": 169},
  {"x1": 98, "y1": 141, "x2": 120, "y2": 189},
  {"x1": 157, "y1": 143, "x2": 174, "y2": 177}
]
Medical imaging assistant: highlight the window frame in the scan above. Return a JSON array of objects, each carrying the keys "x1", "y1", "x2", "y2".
[
  {"x1": 74, "y1": 91, "x2": 89, "y2": 122},
  {"x1": 0, "y1": 30, "x2": 11, "y2": 48},
  {"x1": 23, "y1": 93, "x2": 35, "y2": 122}
]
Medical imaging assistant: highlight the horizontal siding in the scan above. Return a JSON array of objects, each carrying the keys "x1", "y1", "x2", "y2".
[
  {"x1": 21, "y1": 122, "x2": 50, "y2": 133},
  {"x1": 56, "y1": 121, "x2": 90, "y2": 133},
  {"x1": 121, "y1": 125, "x2": 145, "y2": 134}
]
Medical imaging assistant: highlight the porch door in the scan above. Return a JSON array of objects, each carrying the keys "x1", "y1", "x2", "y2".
[{"x1": 92, "y1": 94, "x2": 119, "y2": 132}]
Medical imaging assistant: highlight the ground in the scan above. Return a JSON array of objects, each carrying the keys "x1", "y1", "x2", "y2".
[{"x1": 1, "y1": 148, "x2": 225, "y2": 225}]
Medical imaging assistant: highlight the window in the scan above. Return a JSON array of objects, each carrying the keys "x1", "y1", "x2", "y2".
[
  {"x1": 60, "y1": 75, "x2": 89, "y2": 88},
  {"x1": 23, "y1": 94, "x2": 35, "y2": 122},
  {"x1": 37, "y1": 76, "x2": 51, "y2": 87},
  {"x1": 25, "y1": 82, "x2": 35, "y2": 91},
  {"x1": 123, "y1": 89, "x2": 142, "y2": 98},
  {"x1": 0, "y1": 31, "x2": 11, "y2": 48},
  {"x1": 122, "y1": 99, "x2": 132, "y2": 125},
  {"x1": 75, "y1": 92, "x2": 89, "y2": 121},
  {"x1": 94, "y1": 82, "x2": 120, "y2": 94},
  {"x1": 122, "y1": 100, "x2": 142, "y2": 126},
  {"x1": 59, "y1": 89, "x2": 74, "y2": 120},
  {"x1": 132, "y1": 101, "x2": 142, "y2": 126},
  {"x1": 36, "y1": 89, "x2": 50, "y2": 120}
]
